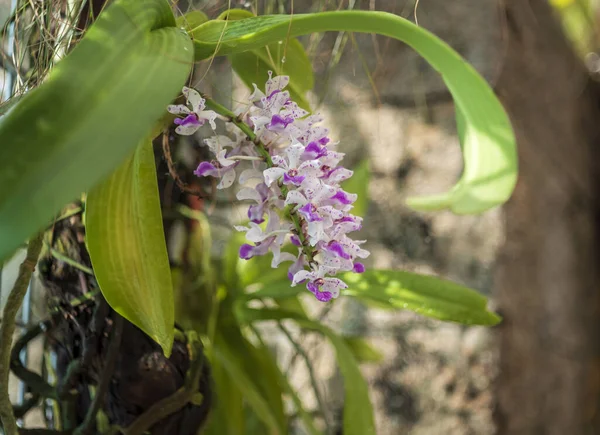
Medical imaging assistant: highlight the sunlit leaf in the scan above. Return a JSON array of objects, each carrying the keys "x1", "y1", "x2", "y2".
[
  {"x1": 191, "y1": 11, "x2": 517, "y2": 215},
  {"x1": 0, "y1": 0, "x2": 193, "y2": 261},
  {"x1": 343, "y1": 269, "x2": 500, "y2": 325},
  {"x1": 86, "y1": 141, "x2": 175, "y2": 355}
]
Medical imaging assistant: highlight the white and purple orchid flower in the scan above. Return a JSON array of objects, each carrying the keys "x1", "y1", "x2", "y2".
[
  {"x1": 167, "y1": 87, "x2": 217, "y2": 135},
  {"x1": 169, "y1": 72, "x2": 369, "y2": 302}
]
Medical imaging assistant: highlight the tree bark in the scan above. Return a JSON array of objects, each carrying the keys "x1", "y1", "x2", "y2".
[{"x1": 494, "y1": 1, "x2": 600, "y2": 434}]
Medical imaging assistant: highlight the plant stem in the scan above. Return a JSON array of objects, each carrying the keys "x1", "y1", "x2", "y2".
[{"x1": 0, "y1": 233, "x2": 44, "y2": 435}]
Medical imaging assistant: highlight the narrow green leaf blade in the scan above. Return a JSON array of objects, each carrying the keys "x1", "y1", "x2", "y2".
[
  {"x1": 343, "y1": 337, "x2": 384, "y2": 363},
  {"x1": 191, "y1": 11, "x2": 516, "y2": 214},
  {"x1": 239, "y1": 307, "x2": 376, "y2": 435},
  {"x1": 86, "y1": 141, "x2": 175, "y2": 355},
  {"x1": 0, "y1": 0, "x2": 193, "y2": 261},
  {"x1": 343, "y1": 270, "x2": 501, "y2": 326},
  {"x1": 214, "y1": 328, "x2": 286, "y2": 434}
]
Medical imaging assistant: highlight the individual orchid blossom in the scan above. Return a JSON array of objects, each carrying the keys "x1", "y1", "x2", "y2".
[
  {"x1": 168, "y1": 72, "x2": 370, "y2": 302},
  {"x1": 167, "y1": 86, "x2": 217, "y2": 135}
]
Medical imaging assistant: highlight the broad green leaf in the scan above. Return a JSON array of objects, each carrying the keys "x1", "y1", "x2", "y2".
[
  {"x1": 343, "y1": 269, "x2": 501, "y2": 325},
  {"x1": 191, "y1": 12, "x2": 517, "y2": 215},
  {"x1": 239, "y1": 307, "x2": 376, "y2": 435},
  {"x1": 341, "y1": 159, "x2": 370, "y2": 218},
  {"x1": 0, "y1": 0, "x2": 193, "y2": 261},
  {"x1": 343, "y1": 337, "x2": 384, "y2": 363},
  {"x1": 86, "y1": 141, "x2": 175, "y2": 355}
]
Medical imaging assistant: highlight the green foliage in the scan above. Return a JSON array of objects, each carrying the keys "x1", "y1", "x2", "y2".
[
  {"x1": 343, "y1": 269, "x2": 501, "y2": 325},
  {"x1": 0, "y1": 0, "x2": 193, "y2": 262},
  {"x1": 239, "y1": 307, "x2": 376, "y2": 435},
  {"x1": 220, "y1": 9, "x2": 314, "y2": 110},
  {"x1": 191, "y1": 11, "x2": 517, "y2": 215},
  {"x1": 176, "y1": 10, "x2": 209, "y2": 31},
  {"x1": 212, "y1": 327, "x2": 287, "y2": 433},
  {"x1": 343, "y1": 337, "x2": 384, "y2": 363},
  {"x1": 86, "y1": 141, "x2": 175, "y2": 356},
  {"x1": 551, "y1": 0, "x2": 597, "y2": 55}
]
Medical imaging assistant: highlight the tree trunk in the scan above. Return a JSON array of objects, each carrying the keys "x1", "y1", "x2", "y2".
[{"x1": 494, "y1": 1, "x2": 600, "y2": 434}]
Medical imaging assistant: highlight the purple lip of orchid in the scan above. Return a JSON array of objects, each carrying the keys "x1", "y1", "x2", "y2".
[
  {"x1": 353, "y1": 262, "x2": 366, "y2": 273},
  {"x1": 325, "y1": 241, "x2": 351, "y2": 260},
  {"x1": 298, "y1": 203, "x2": 323, "y2": 222},
  {"x1": 307, "y1": 280, "x2": 332, "y2": 302},
  {"x1": 330, "y1": 190, "x2": 355, "y2": 205},
  {"x1": 248, "y1": 204, "x2": 266, "y2": 224},
  {"x1": 283, "y1": 172, "x2": 305, "y2": 186},
  {"x1": 174, "y1": 113, "x2": 202, "y2": 127},
  {"x1": 194, "y1": 161, "x2": 218, "y2": 177},
  {"x1": 268, "y1": 114, "x2": 295, "y2": 130},
  {"x1": 304, "y1": 142, "x2": 328, "y2": 159},
  {"x1": 290, "y1": 234, "x2": 302, "y2": 247},
  {"x1": 239, "y1": 244, "x2": 254, "y2": 260}
]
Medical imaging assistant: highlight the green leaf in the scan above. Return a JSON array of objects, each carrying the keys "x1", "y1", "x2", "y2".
[
  {"x1": 176, "y1": 10, "x2": 209, "y2": 31},
  {"x1": 343, "y1": 337, "x2": 384, "y2": 363},
  {"x1": 203, "y1": 353, "x2": 245, "y2": 435},
  {"x1": 86, "y1": 141, "x2": 175, "y2": 355},
  {"x1": 239, "y1": 307, "x2": 376, "y2": 435},
  {"x1": 243, "y1": 278, "x2": 304, "y2": 301},
  {"x1": 343, "y1": 269, "x2": 501, "y2": 326},
  {"x1": 0, "y1": 95, "x2": 23, "y2": 117},
  {"x1": 342, "y1": 159, "x2": 370, "y2": 218},
  {"x1": 191, "y1": 11, "x2": 517, "y2": 215},
  {"x1": 214, "y1": 327, "x2": 286, "y2": 434},
  {"x1": 220, "y1": 9, "x2": 314, "y2": 110},
  {"x1": 0, "y1": 0, "x2": 193, "y2": 261}
]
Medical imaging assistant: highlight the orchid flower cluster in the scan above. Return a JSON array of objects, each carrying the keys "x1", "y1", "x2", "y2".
[{"x1": 167, "y1": 73, "x2": 369, "y2": 302}]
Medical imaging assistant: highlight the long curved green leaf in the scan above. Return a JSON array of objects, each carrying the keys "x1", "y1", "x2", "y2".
[
  {"x1": 219, "y1": 9, "x2": 314, "y2": 110},
  {"x1": 343, "y1": 269, "x2": 501, "y2": 325},
  {"x1": 239, "y1": 307, "x2": 376, "y2": 435},
  {"x1": 0, "y1": 0, "x2": 193, "y2": 261},
  {"x1": 190, "y1": 11, "x2": 516, "y2": 215},
  {"x1": 86, "y1": 141, "x2": 175, "y2": 355}
]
